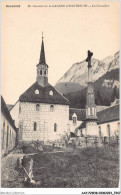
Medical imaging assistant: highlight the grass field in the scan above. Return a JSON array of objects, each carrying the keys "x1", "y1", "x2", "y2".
[{"x1": 31, "y1": 146, "x2": 119, "y2": 188}]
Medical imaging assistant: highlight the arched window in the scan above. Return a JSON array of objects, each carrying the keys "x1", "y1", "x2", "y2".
[
  {"x1": 50, "y1": 105, "x2": 54, "y2": 112},
  {"x1": 36, "y1": 104, "x2": 40, "y2": 111},
  {"x1": 44, "y1": 70, "x2": 46, "y2": 75},
  {"x1": 40, "y1": 70, "x2": 42, "y2": 75},
  {"x1": 54, "y1": 123, "x2": 57, "y2": 132},
  {"x1": 98, "y1": 126, "x2": 101, "y2": 138},
  {"x1": 19, "y1": 105, "x2": 21, "y2": 114},
  {"x1": 107, "y1": 124, "x2": 110, "y2": 139},
  {"x1": 34, "y1": 122, "x2": 37, "y2": 131}
]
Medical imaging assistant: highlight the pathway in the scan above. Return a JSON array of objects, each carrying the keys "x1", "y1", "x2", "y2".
[{"x1": 1, "y1": 148, "x2": 24, "y2": 188}]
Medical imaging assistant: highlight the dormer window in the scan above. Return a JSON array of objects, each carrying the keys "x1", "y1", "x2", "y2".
[
  {"x1": 49, "y1": 90, "x2": 53, "y2": 96},
  {"x1": 72, "y1": 113, "x2": 77, "y2": 125},
  {"x1": 35, "y1": 89, "x2": 39, "y2": 94},
  {"x1": 50, "y1": 105, "x2": 54, "y2": 112},
  {"x1": 73, "y1": 117, "x2": 77, "y2": 124},
  {"x1": 36, "y1": 104, "x2": 40, "y2": 111}
]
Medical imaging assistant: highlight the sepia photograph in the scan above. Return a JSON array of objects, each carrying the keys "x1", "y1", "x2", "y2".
[{"x1": 1, "y1": 0, "x2": 120, "y2": 193}]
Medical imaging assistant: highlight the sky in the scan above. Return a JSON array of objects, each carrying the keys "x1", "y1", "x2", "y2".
[{"x1": 1, "y1": 1, "x2": 120, "y2": 104}]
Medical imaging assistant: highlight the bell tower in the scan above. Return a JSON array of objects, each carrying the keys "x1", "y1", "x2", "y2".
[
  {"x1": 85, "y1": 50, "x2": 97, "y2": 136},
  {"x1": 36, "y1": 34, "x2": 48, "y2": 87}
]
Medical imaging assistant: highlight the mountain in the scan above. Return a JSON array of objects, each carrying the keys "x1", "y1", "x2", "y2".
[
  {"x1": 55, "y1": 51, "x2": 119, "y2": 94},
  {"x1": 56, "y1": 58, "x2": 106, "y2": 86},
  {"x1": 55, "y1": 82, "x2": 85, "y2": 94},
  {"x1": 108, "y1": 51, "x2": 120, "y2": 71},
  {"x1": 102, "y1": 55, "x2": 114, "y2": 67},
  {"x1": 63, "y1": 68, "x2": 119, "y2": 109}
]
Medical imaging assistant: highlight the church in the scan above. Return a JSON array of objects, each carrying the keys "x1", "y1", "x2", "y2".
[
  {"x1": 9, "y1": 38, "x2": 119, "y2": 147},
  {"x1": 10, "y1": 37, "x2": 69, "y2": 145}
]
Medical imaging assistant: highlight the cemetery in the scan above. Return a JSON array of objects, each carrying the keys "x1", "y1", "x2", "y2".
[{"x1": 1, "y1": 142, "x2": 119, "y2": 188}]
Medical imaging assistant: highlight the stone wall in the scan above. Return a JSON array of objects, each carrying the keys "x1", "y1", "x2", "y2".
[
  {"x1": 78, "y1": 120, "x2": 119, "y2": 143},
  {"x1": 1, "y1": 113, "x2": 16, "y2": 157},
  {"x1": 18, "y1": 102, "x2": 69, "y2": 142}
]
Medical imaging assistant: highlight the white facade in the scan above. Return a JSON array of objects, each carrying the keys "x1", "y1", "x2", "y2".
[
  {"x1": 86, "y1": 121, "x2": 98, "y2": 136},
  {"x1": 97, "y1": 120, "x2": 119, "y2": 138},
  {"x1": 1, "y1": 112, "x2": 16, "y2": 157},
  {"x1": 68, "y1": 112, "x2": 83, "y2": 135},
  {"x1": 78, "y1": 120, "x2": 119, "y2": 140},
  {"x1": 11, "y1": 101, "x2": 69, "y2": 143},
  {"x1": 68, "y1": 120, "x2": 82, "y2": 134}
]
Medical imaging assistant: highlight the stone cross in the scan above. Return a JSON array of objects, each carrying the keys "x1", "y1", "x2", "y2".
[{"x1": 86, "y1": 50, "x2": 93, "y2": 67}]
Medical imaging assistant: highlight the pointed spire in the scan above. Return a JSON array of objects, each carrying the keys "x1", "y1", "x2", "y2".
[{"x1": 39, "y1": 32, "x2": 46, "y2": 64}]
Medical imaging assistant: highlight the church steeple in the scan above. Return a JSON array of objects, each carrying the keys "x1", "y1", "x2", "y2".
[
  {"x1": 36, "y1": 35, "x2": 48, "y2": 87},
  {"x1": 39, "y1": 35, "x2": 46, "y2": 64}
]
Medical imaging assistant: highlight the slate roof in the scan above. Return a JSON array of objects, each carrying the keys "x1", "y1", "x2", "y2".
[
  {"x1": 19, "y1": 82, "x2": 69, "y2": 105},
  {"x1": 78, "y1": 104, "x2": 119, "y2": 129},
  {"x1": 97, "y1": 104, "x2": 119, "y2": 124},
  {"x1": 78, "y1": 121, "x2": 86, "y2": 130},
  {"x1": 1, "y1": 96, "x2": 17, "y2": 131},
  {"x1": 39, "y1": 38, "x2": 46, "y2": 64},
  {"x1": 69, "y1": 108, "x2": 86, "y2": 121}
]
